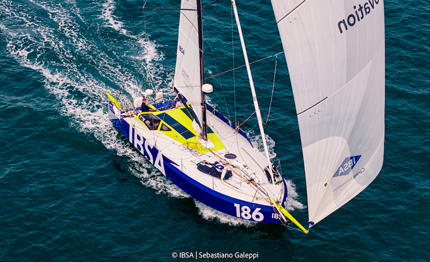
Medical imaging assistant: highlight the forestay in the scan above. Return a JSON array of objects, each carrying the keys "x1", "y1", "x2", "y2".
[
  {"x1": 174, "y1": 0, "x2": 203, "y2": 123},
  {"x1": 270, "y1": 0, "x2": 385, "y2": 226}
]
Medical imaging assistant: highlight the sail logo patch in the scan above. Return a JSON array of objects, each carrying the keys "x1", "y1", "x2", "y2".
[
  {"x1": 338, "y1": 0, "x2": 380, "y2": 34},
  {"x1": 332, "y1": 155, "x2": 361, "y2": 178},
  {"x1": 179, "y1": 45, "x2": 185, "y2": 55}
]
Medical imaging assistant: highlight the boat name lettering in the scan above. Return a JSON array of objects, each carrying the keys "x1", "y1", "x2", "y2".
[
  {"x1": 338, "y1": 0, "x2": 380, "y2": 34},
  {"x1": 179, "y1": 45, "x2": 185, "y2": 55},
  {"x1": 333, "y1": 155, "x2": 361, "y2": 178},
  {"x1": 234, "y1": 203, "x2": 264, "y2": 222},
  {"x1": 130, "y1": 125, "x2": 165, "y2": 174}
]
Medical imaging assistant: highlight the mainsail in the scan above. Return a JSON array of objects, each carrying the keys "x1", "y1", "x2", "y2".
[
  {"x1": 270, "y1": 0, "x2": 385, "y2": 226},
  {"x1": 174, "y1": 0, "x2": 203, "y2": 123}
]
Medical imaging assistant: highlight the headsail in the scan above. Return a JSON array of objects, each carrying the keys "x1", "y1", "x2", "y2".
[
  {"x1": 174, "y1": 0, "x2": 203, "y2": 123},
  {"x1": 270, "y1": 0, "x2": 385, "y2": 226}
]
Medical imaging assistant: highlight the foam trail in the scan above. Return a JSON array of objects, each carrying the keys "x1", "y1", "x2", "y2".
[
  {"x1": 1, "y1": 0, "x2": 304, "y2": 225},
  {"x1": 195, "y1": 201, "x2": 256, "y2": 227},
  {"x1": 249, "y1": 132, "x2": 277, "y2": 159},
  {"x1": 0, "y1": 0, "x2": 177, "y2": 197},
  {"x1": 284, "y1": 180, "x2": 305, "y2": 211},
  {"x1": 126, "y1": 35, "x2": 168, "y2": 98},
  {"x1": 22, "y1": 0, "x2": 167, "y2": 102},
  {"x1": 99, "y1": 0, "x2": 169, "y2": 97},
  {"x1": 101, "y1": 0, "x2": 127, "y2": 35}
]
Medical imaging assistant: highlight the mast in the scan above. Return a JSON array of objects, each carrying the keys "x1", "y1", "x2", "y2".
[
  {"x1": 231, "y1": 0, "x2": 275, "y2": 184},
  {"x1": 173, "y1": 0, "x2": 209, "y2": 141},
  {"x1": 197, "y1": 0, "x2": 208, "y2": 140}
]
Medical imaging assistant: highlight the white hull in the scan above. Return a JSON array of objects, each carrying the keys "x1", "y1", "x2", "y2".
[{"x1": 108, "y1": 101, "x2": 288, "y2": 224}]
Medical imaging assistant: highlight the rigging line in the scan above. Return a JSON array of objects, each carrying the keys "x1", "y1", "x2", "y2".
[
  {"x1": 211, "y1": 110, "x2": 255, "y2": 142},
  {"x1": 264, "y1": 56, "x2": 278, "y2": 125},
  {"x1": 203, "y1": 0, "x2": 222, "y2": 9},
  {"x1": 143, "y1": 6, "x2": 197, "y2": 11},
  {"x1": 143, "y1": 0, "x2": 147, "y2": 34},
  {"x1": 203, "y1": 22, "x2": 231, "y2": 120},
  {"x1": 142, "y1": 1, "x2": 162, "y2": 92},
  {"x1": 236, "y1": 111, "x2": 255, "y2": 129},
  {"x1": 209, "y1": 150, "x2": 271, "y2": 204},
  {"x1": 119, "y1": 80, "x2": 126, "y2": 95},
  {"x1": 232, "y1": 4, "x2": 236, "y2": 125},
  {"x1": 204, "y1": 51, "x2": 284, "y2": 80},
  {"x1": 218, "y1": 110, "x2": 256, "y2": 140}
]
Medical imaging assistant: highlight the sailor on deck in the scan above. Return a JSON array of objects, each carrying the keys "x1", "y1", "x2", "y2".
[
  {"x1": 141, "y1": 96, "x2": 151, "y2": 112},
  {"x1": 174, "y1": 96, "x2": 183, "y2": 108}
]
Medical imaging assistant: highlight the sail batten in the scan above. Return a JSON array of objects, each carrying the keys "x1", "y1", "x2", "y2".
[
  {"x1": 276, "y1": 0, "x2": 307, "y2": 24},
  {"x1": 271, "y1": 0, "x2": 385, "y2": 226}
]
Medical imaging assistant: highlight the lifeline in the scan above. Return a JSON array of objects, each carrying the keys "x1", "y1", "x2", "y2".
[{"x1": 338, "y1": 0, "x2": 381, "y2": 34}]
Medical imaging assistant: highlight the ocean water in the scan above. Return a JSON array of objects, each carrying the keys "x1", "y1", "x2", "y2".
[{"x1": 1, "y1": 0, "x2": 429, "y2": 261}]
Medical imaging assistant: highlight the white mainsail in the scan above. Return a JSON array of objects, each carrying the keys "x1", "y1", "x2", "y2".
[
  {"x1": 174, "y1": 0, "x2": 203, "y2": 123},
  {"x1": 270, "y1": 0, "x2": 385, "y2": 226}
]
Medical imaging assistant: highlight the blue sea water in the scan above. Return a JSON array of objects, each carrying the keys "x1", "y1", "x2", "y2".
[{"x1": 1, "y1": 0, "x2": 429, "y2": 261}]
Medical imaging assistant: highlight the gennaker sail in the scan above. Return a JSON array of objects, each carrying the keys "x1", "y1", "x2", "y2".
[{"x1": 270, "y1": 0, "x2": 385, "y2": 226}]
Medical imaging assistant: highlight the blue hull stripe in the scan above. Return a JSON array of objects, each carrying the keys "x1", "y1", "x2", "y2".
[{"x1": 164, "y1": 162, "x2": 283, "y2": 224}]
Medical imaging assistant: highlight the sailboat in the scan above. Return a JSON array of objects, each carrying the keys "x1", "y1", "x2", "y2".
[{"x1": 107, "y1": 0, "x2": 385, "y2": 233}]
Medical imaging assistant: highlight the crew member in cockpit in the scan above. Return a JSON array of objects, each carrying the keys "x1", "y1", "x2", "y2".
[
  {"x1": 174, "y1": 96, "x2": 184, "y2": 108},
  {"x1": 141, "y1": 96, "x2": 151, "y2": 112}
]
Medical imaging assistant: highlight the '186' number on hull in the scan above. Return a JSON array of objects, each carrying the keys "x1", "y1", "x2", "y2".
[{"x1": 234, "y1": 203, "x2": 264, "y2": 222}]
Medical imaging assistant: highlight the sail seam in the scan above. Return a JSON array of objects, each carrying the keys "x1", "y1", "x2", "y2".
[
  {"x1": 276, "y1": 0, "x2": 307, "y2": 25},
  {"x1": 297, "y1": 97, "x2": 327, "y2": 115},
  {"x1": 297, "y1": 41, "x2": 384, "y2": 116}
]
